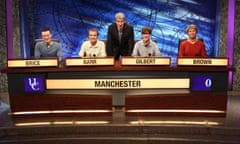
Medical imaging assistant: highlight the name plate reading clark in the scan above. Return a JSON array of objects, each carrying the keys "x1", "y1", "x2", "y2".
[
  {"x1": 121, "y1": 57, "x2": 171, "y2": 65},
  {"x1": 65, "y1": 57, "x2": 114, "y2": 66},
  {"x1": 7, "y1": 59, "x2": 58, "y2": 68},
  {"x1": 177, "y1": 58, "x2": 228, "y2": 66}
]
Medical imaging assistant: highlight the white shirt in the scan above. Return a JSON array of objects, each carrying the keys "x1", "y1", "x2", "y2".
[
  {"x1": 131, "y1": 40, "x2": 161, "y2": 57},
  {"x1": 79, "y1": 40, "x2": 106, "y2": 57}
]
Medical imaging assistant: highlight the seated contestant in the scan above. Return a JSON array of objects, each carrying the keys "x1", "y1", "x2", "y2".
[
  {"x1": 79, "y1": 28, "x2": 106, "y2": 57},
  {"x1": 132, "y1": 26, "x2": 161, "y2": 57},
  {"x1": 34, "y1": 28, "x2": 62, "y2": 59},
  {"x1": 178, "y1": 24, "x2": 207, "y2": 57}
]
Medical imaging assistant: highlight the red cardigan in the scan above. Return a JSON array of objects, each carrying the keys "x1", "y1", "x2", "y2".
[{"x1": 178, "y1": 40, "x2": 207, "y2": 57}]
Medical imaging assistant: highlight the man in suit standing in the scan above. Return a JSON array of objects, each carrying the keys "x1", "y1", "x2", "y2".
[{"x1": 106, "y1": 12, "x2": 134, "y2": 60}]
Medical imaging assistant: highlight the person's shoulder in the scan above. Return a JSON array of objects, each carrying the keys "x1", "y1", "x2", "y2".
[
  {"x1": 36, "y1": 41, "x2": 45, "y2": 45},
  {"x1": 135, "y1": 40, "x2": 142, "y2": 44},
  {"x1": 82, "y1": 40, "x2": 90, "y2": 44},
  {"x1": 97, "y1": 40, "x2": 104, "y2": 43},
  {"x1": 197, "y1": 39, "x2": 204, "y2": 44},
  {"x1": 53, "y1": 41, "x2": 60, "y2": 44},
  {"x1": 52, "y1": 41, "x2": 61, "y2": 47},
  {"x1": 125, "y1": 23, "x2": 133, "y2": 28},
  {"x1": 35, "y1": 41, "x2": 44, "y2": 47},
  {"x1": 97, "y1": 40, "x2": 105, "y2": 45},
  {"x1": 181, "y1": 39, "x2": 188, "y2": 45},
  {"x1": 81, "y1": 40, "x2": 91, "y2": 47},
  {"x1": 134, "y1": 40, "x2": 143, "y2": 47},
  {"x1": 150, "y1": 40, "x2": 157, "y2": 44},
  {"x1": 108, "y1": 23, "x2": 116, "y2": 28},
  {"x1": 150, "y1": 40, "x2": 158, "y2": 46}
]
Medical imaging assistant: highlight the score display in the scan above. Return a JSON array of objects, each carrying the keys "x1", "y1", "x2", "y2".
[{"x1": 191, "y1": 76, "x2": 213, "y2": 91}]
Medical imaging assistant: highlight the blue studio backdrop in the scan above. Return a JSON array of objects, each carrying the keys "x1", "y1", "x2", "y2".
[{"x1": 20, "y1": 0, "x2": 221, "y2": 62}]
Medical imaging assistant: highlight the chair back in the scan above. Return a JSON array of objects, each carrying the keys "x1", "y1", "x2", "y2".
[{"x1": 34, "y1": 39, "x2": 60, "y2": 43}]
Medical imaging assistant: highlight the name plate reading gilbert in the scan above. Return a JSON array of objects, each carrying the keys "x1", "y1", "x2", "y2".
[
  {"x1": 177, "y1": 58, "x2": 228, "y2": 66},
  {"x1": 7, "y1": 59, "x2": 58, "y2": 68},
  {"x1": 121, "y1": 57, "x2": 171, "y2": 65},
  {"x1": 65, "y1": 57, "x2": 114, "y2": 66}
]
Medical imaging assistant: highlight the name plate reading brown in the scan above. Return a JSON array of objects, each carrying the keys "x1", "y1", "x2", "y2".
[
  {"x1": 65, "y1": 57, "x2": 114, "y2": 66},
  {"x1": 7, "y1": 59, "x2": 58, "y2": 68},
  {"x1": 177, "y1": 58, "x2": 228, "y2": 66},
  {"x1": 121, "y1": 57, "x2": 171, "y2": 65}
]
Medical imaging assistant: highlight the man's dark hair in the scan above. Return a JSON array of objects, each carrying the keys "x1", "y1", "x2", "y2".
[
  {"x1": 141, "y1": 26, "x2": 152, "y2": 34},
  {"x1": 41, "y1": 27, "x2": 51, "y2": 33}
]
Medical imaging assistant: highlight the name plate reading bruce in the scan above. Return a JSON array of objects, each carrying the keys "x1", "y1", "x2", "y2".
[
  {"x1": 65, "y1": 57, "x2": 114, "y2": 66},
  {"x1": 46, "y1": 78, "x2": 190, "y2": 89},
  {"x1": 177, "y1": 58, "x2": 228, "y2": 66},
  {"x1": 7, "y1": 59, "x2": 58, "y2": 68},
  {"x1": 121, "y1": 57, "x2": 171, "y2": 65}
]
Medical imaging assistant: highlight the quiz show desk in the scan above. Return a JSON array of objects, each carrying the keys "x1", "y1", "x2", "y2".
[{"x1": 1, "y1": 57, "x2": 232, "y2": 117}]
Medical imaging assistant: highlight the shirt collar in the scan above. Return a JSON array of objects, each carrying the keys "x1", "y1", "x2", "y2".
[
  {"x1": 140, "y1": 40, "x2": 152, "y2": 48},
  {"x1": 89, "y1": 40, "x2": 99, "y2": 48}
]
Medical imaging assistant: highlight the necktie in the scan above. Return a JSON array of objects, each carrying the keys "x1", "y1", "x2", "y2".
[{"x1": 118, "y1": 29, "x2": 122, "y2": 43}]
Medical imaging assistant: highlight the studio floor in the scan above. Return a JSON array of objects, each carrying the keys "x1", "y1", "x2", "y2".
[{"x1": 0, "y1": 91, "x2": 240, "y2": 144}]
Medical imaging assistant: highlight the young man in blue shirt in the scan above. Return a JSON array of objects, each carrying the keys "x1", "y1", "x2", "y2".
[
  {"x1": 132, "y1": 26, "x2": 161, "y2": 57},
  {"x1": 34, "y1": 28, "x2": 62, "y2": 59}
]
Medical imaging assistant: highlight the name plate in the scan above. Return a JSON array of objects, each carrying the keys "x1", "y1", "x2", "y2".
[
  {"x1": 7, "y1": 59, "x2": 58, "y2": 68},
  {"x1": 121, "y1": 57, "x2": 171, "y2": 65},
  {"x1": 46, "y1": 78, "x2": 190, "y2": 89},
  {"x1": 65, "y1": 57, "x2": 114, "y2": 66},
  {"x1": 177, "y1": 58, "x2": 228, "y2": 66}
]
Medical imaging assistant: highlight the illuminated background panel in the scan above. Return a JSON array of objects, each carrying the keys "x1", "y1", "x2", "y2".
[{"x1": 20, "y1": 0, "x2": 220, "y2": 62}]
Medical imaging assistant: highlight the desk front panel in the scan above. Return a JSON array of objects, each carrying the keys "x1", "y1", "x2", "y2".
[
  {"x1": 7, "y1": 68, "x2": 228, "y2": 95},
  {"x1": 5, "y1": 66, "x2": 230, "y2": 117}
]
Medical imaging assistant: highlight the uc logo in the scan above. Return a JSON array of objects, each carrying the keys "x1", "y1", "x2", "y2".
[{"x1": 28, "y1": 78, "x2": 40, "y2": 91}]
